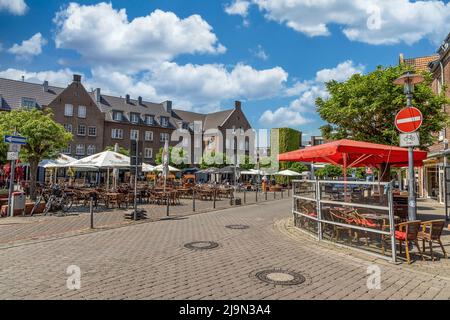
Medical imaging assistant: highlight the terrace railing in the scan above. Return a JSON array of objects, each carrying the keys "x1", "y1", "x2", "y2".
[{"x1": 292, "y1": 180, "x2": 397, "y2": 262}]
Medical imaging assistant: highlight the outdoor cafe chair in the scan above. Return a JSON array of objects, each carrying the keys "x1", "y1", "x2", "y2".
[
  {"x1": 382, "y1": 221, "x2": 424, "y2": 264},
  {"x1": 417, "y1": 220, "x2": 448, "y2": 261}
]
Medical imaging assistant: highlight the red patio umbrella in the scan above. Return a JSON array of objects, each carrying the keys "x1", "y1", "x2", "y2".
[{"x1": 278, "y1": 139, "x2": 427, "y2": 182}]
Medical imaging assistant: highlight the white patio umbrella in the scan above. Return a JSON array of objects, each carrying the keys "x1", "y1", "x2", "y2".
[
  {"x1": 142, "y1": 163, "x2": 155, "y2": 172},
  {"x1": 274, "y1": 170, "x2": 302, "y2": 177},
  {"x1": 65, "y1": 151, "x2": 130, "y2": 169},
  {"x1": 153, "y1": 164, "x2": 180, "y2": 172},
  {"x1": 65, "y1": 151, "x2": 131, "y2": 190},
  {"x1": 39, "y1": 154, "x2": 77, "y2": 184}
]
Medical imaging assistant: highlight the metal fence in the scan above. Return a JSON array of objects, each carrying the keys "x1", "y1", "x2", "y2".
[{"x1": 292, "y1": 180, "x2": 397, "y2": 262}]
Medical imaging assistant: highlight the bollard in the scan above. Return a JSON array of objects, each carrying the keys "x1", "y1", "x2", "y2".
[
  {"x1": 255, "y1": 187, "x2": 258, "y2": 203},
  {"x1": 265, "y1": 191, "x2": 268, "y2": 201},
  {"x1": 213, "y1": 189, "x2": 216, "y2": 209},
  {"x1": 193, "y1": 189, "x2": 196, "y2": 212},
  {"x1": 90, "y1": 197, "x2": 94, "y2": 229},
  {"x1": 274, "y1": 191, "x2": 276, "y2": 200},
  {"x1": 244, "y1": 189, "x2": 246, "y2": 204},
  {"x1": 281, "y1": 190, "x2": 284, "y2": 199},
  {"x1": 166, "y1": 192, "x2": 170, "y2": 217}
]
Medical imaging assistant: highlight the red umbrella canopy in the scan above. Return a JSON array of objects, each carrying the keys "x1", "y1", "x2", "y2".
[{"x1": 278, "y1": 139, "x2": 427, "y2": 168}]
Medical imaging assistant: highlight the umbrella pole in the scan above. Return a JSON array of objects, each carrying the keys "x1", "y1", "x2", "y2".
[
  {"x1": 343, "y1": 153, "x2": 348, "y2": 202},
  {"x1": 107, "y1": 168, "x2": 110, "y2": 191}
]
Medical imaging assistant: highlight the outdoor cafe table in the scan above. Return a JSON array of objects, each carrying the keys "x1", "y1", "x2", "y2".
[{"x1": 104, "y1": 192, "x2": 123, "y2": 208}]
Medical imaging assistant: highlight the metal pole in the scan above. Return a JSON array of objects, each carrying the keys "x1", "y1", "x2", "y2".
[
  {"x1": 90, "y1": 197, "x2": 94, "y2": 229},
  {"x1": 388, "y1": 182, "x2": 397, "y2": 263},
  {"x1": 8, "y1": 159, "x2": 16, "y2": 217},
  {"x1": 166, "y1": 191, "x2": 170, "y2": 217},
  {"x1": 134, "y1": 143, "x2": 139, "y2": 221},
  {"x1": 408, "y1": 146, "x2": 416, "y2": 221},
  {"x1": 444, "y1": 141, "x2": 449, "y2": 221},
  {"x1": 213, "y1": 188, "x2": 216, "y2": 209},
  {"x1": 192, "y1": 188, "x2": 196, "y2": 212},
  {"x1": 317, "y1": 180, "x2": 323, "y2": 241},
  {"x1": 243, "y1": 188, "x2": 246, "y2": 204}
]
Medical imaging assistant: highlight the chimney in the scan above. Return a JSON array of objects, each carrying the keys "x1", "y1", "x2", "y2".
[
  {"x1": 125, "y1": 94, "x2": 130, "y2": 104},
  {"x1": 73, "y1": 74, "x2": 82, "y2": 83},
  {"x1": 21, "y1": 75, "x2": 24, "y2": 82},
  {"x1": 94, "y1": 88, "x2": 101, "y2": 103},
  {"x1": 138, "y1": 96, "x2": 143, "y2": 105},
  {"x1": 163, "y1": 100, "x2": 172, "y2": 114},
  {"x1": 234, "y1": 100, "x2": 242, "y2": 110},
  {"x1": 42, "y1": 80, "x2": 49, "y2": 93}
]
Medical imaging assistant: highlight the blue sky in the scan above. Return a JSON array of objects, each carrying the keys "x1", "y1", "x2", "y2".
[{"x1": 0, "y1": 0, "x2": 449, "y2": 142}]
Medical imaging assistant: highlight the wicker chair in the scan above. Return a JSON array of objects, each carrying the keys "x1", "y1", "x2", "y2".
[
  {"x1": 417, "y1": 220, "x2": 448, "y2": 261},
  {"x1": 382, "y1": 221, "x2": 424, "y2": 264}
]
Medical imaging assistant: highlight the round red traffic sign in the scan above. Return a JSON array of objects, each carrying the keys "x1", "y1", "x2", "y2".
[{"x1": 395, "y1": 107, "x2": 423, "y2": 133}]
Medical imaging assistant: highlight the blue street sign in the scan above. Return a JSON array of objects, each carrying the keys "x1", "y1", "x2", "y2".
[{"x1": 4, "y1": 135, "x2": 27, "y2": 145}]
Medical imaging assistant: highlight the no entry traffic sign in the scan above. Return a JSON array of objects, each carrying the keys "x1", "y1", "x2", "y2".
[{"x1": 395, "y1": 107, "x2": 423, "y2": 133}]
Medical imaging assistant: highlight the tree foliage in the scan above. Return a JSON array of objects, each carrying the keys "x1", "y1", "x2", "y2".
[
  {"x1": 0, "y1": 109, "x2": 72, "y2": 198},
  {"x1": 317, "y1": 64, "x2": 449, "y2": 149},
  {"x1": 315, "y1": 165, "x2": 343, "y2": 179},
  {"x1": 155, "y1": 146, "x2": 189, "y2": 169}
]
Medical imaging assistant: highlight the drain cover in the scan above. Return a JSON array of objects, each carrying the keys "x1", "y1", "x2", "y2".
[
  {"x1": 255, "y1": 269, "x2": 306, "y2": 286},
  {"x1": 225, "y1": 224, "x2": 250, "y2": 230},
  {"x1": 184, "y1": 241, "x2": 219, "y2": 250}
]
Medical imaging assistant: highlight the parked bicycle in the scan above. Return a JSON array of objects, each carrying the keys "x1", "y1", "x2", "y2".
[{"x1": 30, "y1": 184, "x2": 73, "y2": 216}]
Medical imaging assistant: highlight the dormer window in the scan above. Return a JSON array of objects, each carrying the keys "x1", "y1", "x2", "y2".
[
  {"x1": 161, "y1": 116, "x2": 169, "y2": 127},
  {"x1": 182, "y1": 122, "x2": 189, "y2": 130},
  {"x1": 130, "y1": 113, "x2": 140, "y2": 124},
  {"x1": 145, "y1": 115, "x2": 154, "y2": 125},
  {"x1": 22, "y1": 97, "x2": 36, "y2": 109},
  {"x1": 113, "y1": 111, "x2": 123, "y2": 121}
]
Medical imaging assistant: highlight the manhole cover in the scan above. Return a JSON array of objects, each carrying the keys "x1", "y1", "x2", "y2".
[
  {"x1": 255, "y1": 269, "x2": 306, "y2": 286},
  {"x1": 225, "y1": 225, "x2": 250, "y2": 230},
  {"x1": 184, "y1": 241, "x2": 219, "y2": 250}
]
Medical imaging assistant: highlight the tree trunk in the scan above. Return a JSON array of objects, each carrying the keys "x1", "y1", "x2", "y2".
[
  {"x1": 378, "y1": 163, "x2": 391, "y2": 182},
  {"x1": 29, "y1": 159, "x2": 39, "y2": 201}
]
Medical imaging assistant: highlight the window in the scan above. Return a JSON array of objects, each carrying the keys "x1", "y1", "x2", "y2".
[
  {"x1": 144, "y1": 148, "x2": 153, "y2": 159},
  {"x1": 145, "y1": 131, "x2": 153, "y2": 141},
  {"x1": 182, "y1": 122, "x2": 189, "y2": 130},
  {"x1": 145, "y1": 115, "x2": 154, "y2": 125},
  {"x1": 62, "y1": 144, "x2": 71, "y2": 155},
  {"x1": 111, "y1": 128, "x2": 123, "y2": 139},
  {"x1": 78, "y1": 105, "x2": 87, "y2": 118},
  {"x1": 64, "y1": 124, "x2": 72, "y2": 133},
  {"x1": 75, "y1": 144, "x2": 85, "y2": 156},
  {"x1": 88, "y1": 126, "x2": 97, "y2": 137},
  {"x1": 64, "y1": 104, "x2": 73, "y2": 117},
  {"x1": 161, "y1": 117, "x2": 169, "y2": 127},
  {"x1": 77, "y1": 125, "x2": 86, "y2": 136},
  {"x1": 130, "y1": 129, "x2": 139, "y2": 141},
  {"x1": 130, "y1": 113, "x2": 140, "y2": 124},
  {"x1": 113, "y1": 111, "x2": 123, "y2": 121},
  {"x1": 21, "y1": 97, "x2": 36, "y2": 109},
  {"x1": 160, "y1": 132, "x2": 170, "y2": 142},
  {"x1": 87, "y1": 144, "x2": 96, "y2": 155}
]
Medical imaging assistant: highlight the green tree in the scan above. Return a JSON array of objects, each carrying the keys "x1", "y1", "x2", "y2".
[
  {"x1": 315, "y1": 165, "x2": 343, "y2": 179},
  {"x1": 155, "y1": 146, "x2": 189, "y2": 169},
  {"x1": 200, "y1": 151, "x2": 230, "y2": 169},
  {"x1": 0, "y1": 109, "x2": 72, "y2": 199},
  {"x1": 238, "y1": 155, "x2": 255, "y2": 170},
  {"x1": 286, "y1": 162, "x2": 308, "y2": 173},
  {"x1": 317, "y1": 64, "x2": 449, "y2": 148},
  {"x1": 104, "y1": 145, "x2": 130, "y2": 156}
]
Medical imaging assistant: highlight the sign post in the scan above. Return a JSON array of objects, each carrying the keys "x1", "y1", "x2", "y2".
[
  {"x1": 4, "y1": 134, "x2": 26, "y2": 217},
  {"x1": 395, "y1": 107, "x2": 423, "y2": 221}
]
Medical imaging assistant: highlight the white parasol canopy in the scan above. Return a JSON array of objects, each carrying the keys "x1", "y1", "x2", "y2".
[
  {"x1": 40, "y1": 154, "x2": 77, "y2": 168},
  {"x1": 153, "y1": 164, "x2": 180, "y2": 172},
  {"x1": 142, "y1": 163, "x2": 155, "y2": 172},
  {"x1": 274, "y1": 170, "x2": 302, "y2": 177},
  {"x1": 65, "y1": 151, "x2": 130, "y2": 169}
]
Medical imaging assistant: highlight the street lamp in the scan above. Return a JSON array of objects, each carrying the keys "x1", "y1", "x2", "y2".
[{"x1": 393, "y1": 71, "x2": 424, "y2": 221}]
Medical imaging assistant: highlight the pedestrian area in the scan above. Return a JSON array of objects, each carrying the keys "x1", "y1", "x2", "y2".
[{"x1": 1, "y1": 199, "x2": 450, "y2": 300}]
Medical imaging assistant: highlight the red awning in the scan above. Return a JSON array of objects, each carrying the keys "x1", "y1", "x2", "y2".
[{"x1": 278, "y1": 139, "x2": 427, "y2": 168}]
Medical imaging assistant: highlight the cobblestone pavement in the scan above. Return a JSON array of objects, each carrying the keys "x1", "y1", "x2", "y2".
[
  {"x1": 1, "y1": 198, "x2": 450, "y2": 300},
  {"x1": 0, "y1": 190, "x2": 283, "y2": 246}
]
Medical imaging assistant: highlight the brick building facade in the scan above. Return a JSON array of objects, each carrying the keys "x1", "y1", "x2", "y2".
[{"x1": 0, "y1": 74, "x2": 252, "y2": 166}]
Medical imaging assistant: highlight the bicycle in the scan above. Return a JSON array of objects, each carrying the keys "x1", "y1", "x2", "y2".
[{"x1": 31, "y1": 185, "x2": 73, "y2": 216}]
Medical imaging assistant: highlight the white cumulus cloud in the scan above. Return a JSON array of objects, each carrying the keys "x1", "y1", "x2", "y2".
[
  {"x1": 225, "y1": 0, "x2": 251, "y2": 17},
  {"x1": 0, "y1": 0, "x2": 28, "y2": 15},
  {"x1": 0, "y1": 68, "x2": 77, "y2": 87},
  {"x1": 8, "y1": 33, "x2": 47, "y2": 60},
  {"x1": 54, "y1": 2, "x2": 226, "y2": 71},
  {"x1": 229, "y1": 0, "x2": 450, "y2": 45},
  {"x1": 260, "y1": 61, "x2": 364, "y2": 127}
]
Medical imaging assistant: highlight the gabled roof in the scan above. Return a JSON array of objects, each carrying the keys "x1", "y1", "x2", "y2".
[
  {"x1": 172, "y1": 108, "x2": 235, "y2": 130},
  {"x1": 90, "y1": 93, "x2": 176, "y2": 128},
  {"x1": 403, "y1": 55, "x2": 439, "y2": 73},
  {"x1": 0, "y1": 77, "x2": 64, "y2": 110}
]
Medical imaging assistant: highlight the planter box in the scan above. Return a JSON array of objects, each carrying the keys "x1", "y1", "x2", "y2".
[{"x1": 24, "y1": 202, "x2": 45, "y2": 215}]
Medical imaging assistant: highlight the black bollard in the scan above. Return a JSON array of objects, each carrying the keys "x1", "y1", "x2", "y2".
[
  {"x1": 90, "y1": 197, "x2": 94, "y2": 229},
  {"x1": 193, "y1": 188, "x2": 196, "y2": 212}
]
